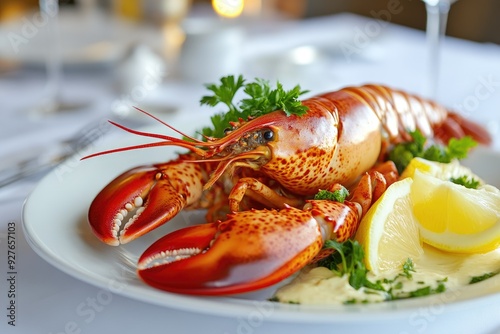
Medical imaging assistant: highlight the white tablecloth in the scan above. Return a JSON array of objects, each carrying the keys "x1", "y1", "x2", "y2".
[{"x1": 1, "y1": 13, "x2": 500, "y2": 334}]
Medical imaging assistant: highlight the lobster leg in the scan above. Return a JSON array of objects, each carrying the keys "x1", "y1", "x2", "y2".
[
  {"x1": 88, "y1": 158, "x2": 205, "y2": 245},
  {"x1": 348, "y1": 161, "x2": 398, "y2": 215},
  {"x1": 228, "y1": 177, "x2": 305, "y2": 212}
]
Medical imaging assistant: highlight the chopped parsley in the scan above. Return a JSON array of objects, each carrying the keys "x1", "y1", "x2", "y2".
[
  {"x1": 314, "y1": 187, "x2": 350, "y2": 203},
  {"x1": 365, "y1": 264, "x2": 447, "y2": 301},
  {"x1": 268, "y1": 296, "x2": 300, "y2": 304},
  {"x1": 199, "y1": 75, "x2": 309, "y2": 139},
  {"x1": 407, "y1": 282, "x2": 446, "y2": 298},
  {"x1": 402, "y1": 258, "x2": 416, "y2": 279},
  {"x1": 469, "y1": 272, "x2": 499, "y2": 284},
  {"x1": 450, "y1": 175, "x2": 480, "y2": 189},
  {"x1": 389, "y1": 130, "x2": 477, "y2": 173}
]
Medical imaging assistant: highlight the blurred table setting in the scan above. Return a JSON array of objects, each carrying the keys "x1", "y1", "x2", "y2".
[{"x1": 1, "y1": 1, "x2": 500, "y2": 333}]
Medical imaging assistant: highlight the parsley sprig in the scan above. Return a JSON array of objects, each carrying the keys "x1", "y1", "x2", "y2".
[
  {"x1": 389, "y1": 130, "x2": 477, "y2": 173},
  {"x1": 314, "y1": 187, "x2": 350, "y2": 203},
  {"x1": 200, "y1": 75, "x2": 244, "y2": 114},
  {"x1": 319, "y1": 240, "x2": 368, "y2": 289},
  {"x1": 450, "y1": 175, "x2": 480, "y2": 189},
  {"x1": 199, "y1": 75, "x2": 309, "y2": 139}
]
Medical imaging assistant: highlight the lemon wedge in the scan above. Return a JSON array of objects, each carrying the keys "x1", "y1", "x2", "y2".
[
  {"x1": 400, "y1": 157, "x2": 484, "y2": 183},
  {"x1": 355, "y1": 157, "x2": 500, "y2": 274},
  {"x1": 354, "y1": 178, "x2": 424, "y2": 275},
  {"x1": 411, "y1": 169, "x2": 500, "y2": 253}
]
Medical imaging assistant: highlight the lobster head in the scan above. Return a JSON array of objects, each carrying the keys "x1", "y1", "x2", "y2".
[{"x1": 85, "y1": 102, "x2": 340, "y2": 194}]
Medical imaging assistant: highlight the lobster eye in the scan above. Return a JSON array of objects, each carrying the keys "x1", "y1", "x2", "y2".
[
  {"x1": 224, "y1": 128, "x2": 232, "y2": 135},
  {"x1": 262, "y1": 129, "x2": 274, "y2": 141}
]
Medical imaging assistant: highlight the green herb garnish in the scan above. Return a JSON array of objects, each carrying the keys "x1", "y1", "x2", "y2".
[
  {"x1": 319, "y1": 240, "x2": 368, "y2": 289},
  {"x1": 343, "y1": 298, "x2": 358, "y2": 305},
  {"x1": 318, "y1": 241, "x2": 448, "y2": 302},
  {"x1": 450, "y1": 175, "x2": 481, "y2": 189},
  {"x1": 314, "y1": 187, "x2": 350, "y2": 203},
  {"x1": 469, "y1": 272, "x2": 499, "y2": 284},
  {"x1": 402, "y1": 258, "x2": 416, "y2": 279},
  {"x1": 240, "y1": 78, "x2": 309, "y2": 117},
  {"x1": 200, "y1": 74, "x2": 244, "y2": 114},
  {"x1": 408, "y1": 282, "x2": 446, "y2": 298},
  {"x1": 267, "y1": 296, "x2": 300, "y2": 304},
  {"x1": 199, "y1": 75, "x2": 309, "y2": 139},
  {"x1": 388, "y1": 130, "x2": 477, "y2": 173}
]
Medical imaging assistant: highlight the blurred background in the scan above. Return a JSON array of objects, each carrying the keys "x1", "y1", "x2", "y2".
[
  {"x1": 1, "y1": 0, "x2": 499, "y2": 43},
  {"x1": 0, "y1": 0, "x2": 498, "y2": 120},
  {"x1": 274, "y1": 0, "x2": 500, "y2": 44}
]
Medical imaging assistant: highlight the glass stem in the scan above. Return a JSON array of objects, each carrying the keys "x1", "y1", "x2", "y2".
[
  {"x1": 40, "y1": 0, "x2": 61, "y2": 108},
  {"x1": 425, "y1": 0, "x2": 451, "y2": 99}
]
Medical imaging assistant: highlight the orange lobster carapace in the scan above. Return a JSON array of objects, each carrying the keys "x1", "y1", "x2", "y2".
[{"x1": 85, "y1": 84, "x2": 491, "y2": 295}]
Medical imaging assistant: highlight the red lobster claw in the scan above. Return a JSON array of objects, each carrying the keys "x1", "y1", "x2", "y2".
[
  {"x1": 137, "y1": 201, "x2": 359, "y2": 295},
  {"x1": 88, "y1": 160, "x2": 203, "y2": 246}
]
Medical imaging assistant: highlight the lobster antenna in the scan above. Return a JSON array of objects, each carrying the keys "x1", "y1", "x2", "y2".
[
  {"x1": 81, "y1": 139, "x2": 207, "y2": 160},
  {"x1": 81, "y1": 117, "x2": 213, "y2": 160},
  {"x1": 133, "y1": 106, "x2": 203, "y2": 143},
  {"x1": 107, "y1": 121, "x2": 221, "y2": 150},
  {"x1": 108, "y1": 121, "x2": 194, "y2": 143}
]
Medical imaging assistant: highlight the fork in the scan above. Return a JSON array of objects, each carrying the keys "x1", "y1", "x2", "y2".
[{"x1": 0, "y1": 117, "x2": 144, "y2": 188}]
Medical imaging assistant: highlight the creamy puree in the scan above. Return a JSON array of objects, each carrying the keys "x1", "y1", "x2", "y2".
[{"x1": 274, "y1": 245, "x2": 500, "y2": 304}]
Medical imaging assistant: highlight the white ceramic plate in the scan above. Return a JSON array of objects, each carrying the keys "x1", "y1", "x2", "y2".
[{"x1": 22, "y1": 124, "x2": 500, "y2": 332}]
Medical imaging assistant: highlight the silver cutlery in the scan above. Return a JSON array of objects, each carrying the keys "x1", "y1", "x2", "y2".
[{"x1": 0, "y1": 117, "x2": 144, "y2": 188}]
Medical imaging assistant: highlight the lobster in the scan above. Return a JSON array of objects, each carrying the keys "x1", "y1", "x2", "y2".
[{"x1": 85, "y1": 84, "x2": 491, "y2": 295}]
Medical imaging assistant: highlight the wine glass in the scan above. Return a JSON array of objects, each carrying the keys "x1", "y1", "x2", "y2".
[
  {"x1": 31, "y1": 0, "x2": 89, "y2": 115},
  {"x1": 421, "y1": 0, "x2": 458, "y2": 99}
]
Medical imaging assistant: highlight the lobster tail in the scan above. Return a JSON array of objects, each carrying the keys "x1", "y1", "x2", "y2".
[
  {"x1": 434, "y1": 112, "x2": 492, "y2": 145},
  {"x1": 330, "y1": 85, "x2": 492, "y2": 146}
]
